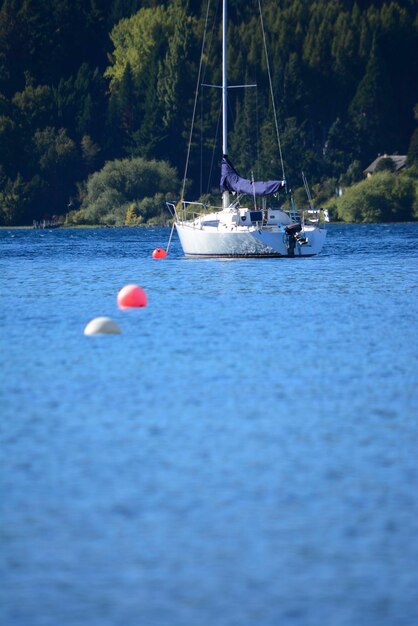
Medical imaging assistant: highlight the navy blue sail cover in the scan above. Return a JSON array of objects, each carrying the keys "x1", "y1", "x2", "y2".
[{"x1": 220, "y1": 156, "x2": 285, "y2": 196}]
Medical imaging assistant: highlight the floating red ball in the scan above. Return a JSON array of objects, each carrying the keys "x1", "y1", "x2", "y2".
[
  {"x1": 152, "y1": 248, "x2": 167, "y2": 259},
  {"x1": 117, "y1": 284, "x2": 147, "y2": 308}
]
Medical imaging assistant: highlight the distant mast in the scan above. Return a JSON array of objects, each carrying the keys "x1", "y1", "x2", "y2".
[{"x1": 222, "y1": 0, "x2": 230, "y2": 209}]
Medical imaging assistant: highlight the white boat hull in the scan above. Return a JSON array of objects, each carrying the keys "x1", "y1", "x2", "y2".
[{"x1": 176, "y1": 222, "x2": 326, "y2": 257}]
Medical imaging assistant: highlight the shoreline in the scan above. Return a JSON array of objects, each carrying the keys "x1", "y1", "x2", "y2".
[
  {"x1": 0, "y1": 223, "x2": 173, "y2": 230},
  {"x1": 1, "y1": 220, "x2": 417, "y2": 230}
]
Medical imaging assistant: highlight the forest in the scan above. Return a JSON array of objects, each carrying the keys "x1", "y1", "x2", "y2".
[{"x1": 0, "y1": 0, "x2": 417, "y2": 226}]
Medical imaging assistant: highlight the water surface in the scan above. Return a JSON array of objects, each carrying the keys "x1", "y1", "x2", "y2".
[{"x1": 1, "y1": 224, "x2": 418, "y2": 626}]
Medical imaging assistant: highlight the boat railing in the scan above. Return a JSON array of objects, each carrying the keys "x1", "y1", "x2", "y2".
[
  {"x1": 282, "y1": 208, "x2": 327, "y2": 226},
  {"x1": 301, "y1": 209, "x2": 328, "y2": 225},
  {"x1": 166, "y1": 201, "x2": 328, "y2": 227},
  {"x1": 167, "y1": 200, "x2": 224, "y2": 223}
]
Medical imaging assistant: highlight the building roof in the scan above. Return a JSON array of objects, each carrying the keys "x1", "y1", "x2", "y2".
[{"x1": 364, "y1": 154, "x2": 408, "y2": 175}]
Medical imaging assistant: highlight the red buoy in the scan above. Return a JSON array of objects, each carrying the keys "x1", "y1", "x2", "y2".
[
  {"x1": 152, "y1": 248, "x2": 167, "y2": 259},
  {"x1": 117, "y1": 284, "x2": 147, "y2": 308}
]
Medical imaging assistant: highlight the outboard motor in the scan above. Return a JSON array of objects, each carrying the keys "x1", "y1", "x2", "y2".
[{"x1": 285, "y1": 223, "x2": 308, "y2": 256}]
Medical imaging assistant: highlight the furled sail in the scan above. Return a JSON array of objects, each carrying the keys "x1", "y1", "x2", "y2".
[{"x1": 220, "y1": 156, "x2": 286, "y2": 196}]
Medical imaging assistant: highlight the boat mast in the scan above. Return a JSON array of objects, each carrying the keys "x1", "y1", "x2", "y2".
[{"x1": 222, "y1": 0, "x2": 230, "y2": 209}]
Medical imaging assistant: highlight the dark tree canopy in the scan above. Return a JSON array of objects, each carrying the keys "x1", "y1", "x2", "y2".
[{"x1": 0, "y1": 0, "x2": 417, "y2": 224}]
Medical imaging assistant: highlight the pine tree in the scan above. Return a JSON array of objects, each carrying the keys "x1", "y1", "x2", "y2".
[
  {"x1": 0, "y1": 172, "x2": 28, "y2": 225},
  {"x1": 156, "y1": 0, "x2": 192, "y2": 163},
  {"x1": 407, "y1": 104, "x2": 418, "y2": 165},
  {"x1": 349, "y1": 36, "x2": 393, "y2": 162},
  {"x1": 131, "y1": 48, "x2": 163, "y2": 159},
  {"x1": 229, "y1": 74, "x2": 259, "y2": 175},
  {"x1": 323, "y1": 117, "x2": 354, "y2": 177}
]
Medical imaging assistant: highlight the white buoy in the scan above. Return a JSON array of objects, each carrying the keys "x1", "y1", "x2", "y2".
[{"x1": 84, "y1": 317, "x2": 121, "y2": 336}]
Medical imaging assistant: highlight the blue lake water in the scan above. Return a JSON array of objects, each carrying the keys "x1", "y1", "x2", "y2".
[{"x1": 1, "y1": 224, "x2": 418, "y2": 626}]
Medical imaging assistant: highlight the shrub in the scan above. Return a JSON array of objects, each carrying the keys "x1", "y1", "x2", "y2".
[
  {"x1": 335, "y1": 171, "x2": 415, "y2": 222},
  {"x1": 76, "y1": 157, "x2": 179, "y2": 224},
  {"x1": 374, "y1": 157, "x2": 395, "y2": 173}
]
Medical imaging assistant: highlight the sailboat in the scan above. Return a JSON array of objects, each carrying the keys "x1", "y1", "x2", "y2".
[{"x1": 167, "y1": 0, "x2": 327, "y2": 258}]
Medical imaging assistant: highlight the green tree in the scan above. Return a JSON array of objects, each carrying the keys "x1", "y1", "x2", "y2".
[
  {"x1": 75, "y1": 157, "x2": 178, "y2": 225},
  {"x1": 74, "y1": 64, "x2": 107, "y2": 140},
  {"x1": 282, "y1": 52, "x2": 306, "y2": 121},
  {"x1": 105, "y1": 6, "x2": 169, "y2": 89},
  {"x1": 349, "y1": 36, "x2": 393, "y2": 162},
  {"x1": 407, "y1": 103, "x2": 418, "y2": 166},
  {"x1": 278, "y1": 117, "x2": 321, "y2": 188},
  {"x1": 339, "y1": 160, "x2": 363, "y2": 187},
  {"x1": 129, "y1": 48, "x2": 163, "y2": 158},
  {"x1": 12, "y1": 78, "x2": 55, "y2": 133},
  {"x1": 105, "y1": 7, "x2": 170, "y2": 157},
  {"x1": 229, "y1": 74, "x2": 260, "y2": 176},
  {"x1": 81, "y1": 134, "x2": 101, "y2": 174},
  {"x1": 124, "y1": 202, "x2": 142, "y2": 226},
  {"x1": 118, "y1": 62, "x2": 136, "y2": 135},
  {"x1": 156, "y1": 0, "x2": 193, "y2": 162},
  {"x1": 0, "y1": 172, "x2": 28, "y2": 225},
  {"x1": 32, "y1": 127, "x2": 78, "y2": 212},
  {"x1": 0, "y1": 114, "x2": 19, "y2": 177},
  {"x1": 106, "y1": 61, "x2": 141, "y2": 155},
  {"x1": 323, "y1": 117, "x2": 354, "y2": 176},
  {"x1": 335, "y1": 171, "x2": 414, "y2": 223},
  {"x1": 375, "y1": 156, "x2": 395, "y2": 173}
]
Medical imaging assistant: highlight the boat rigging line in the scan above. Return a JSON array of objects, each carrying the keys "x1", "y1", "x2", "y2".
[
  {"x1": 189, "y1": 0, "x2": 279, "y2": 203},
  {"x1": 165, "y1": 220, "x2": 176, "y2": 255},
  {"x1": 302, "y1": 171, "x2": 314, "y2": 211},
  {"x1": 181, "y1": 0, "x2": 212, "y2": 204},
  {"x1": 257, "y1": 0, "x2": 286, "y2": 184}
]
